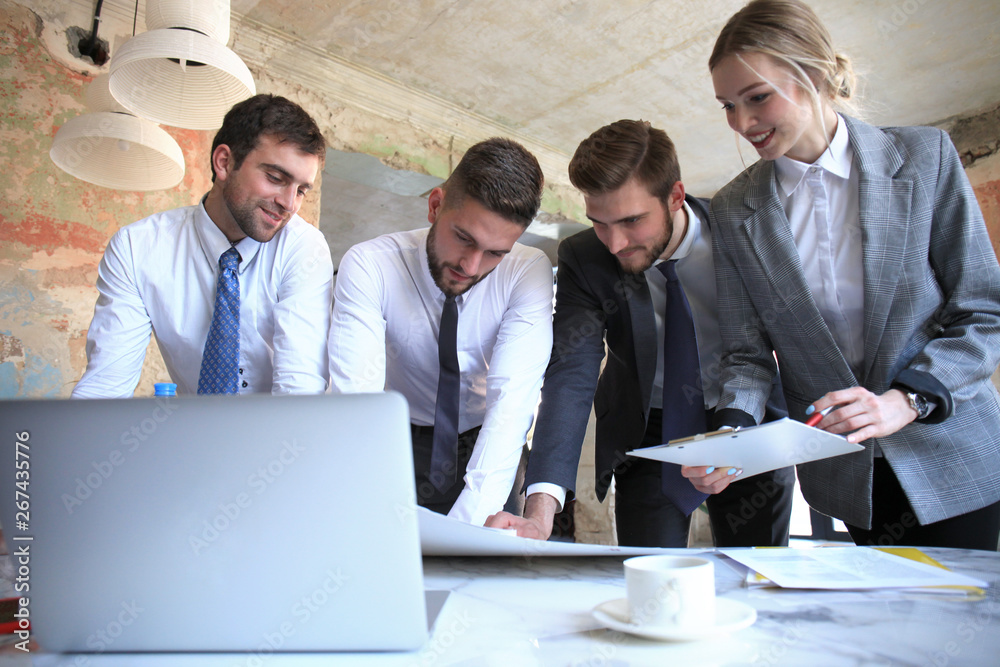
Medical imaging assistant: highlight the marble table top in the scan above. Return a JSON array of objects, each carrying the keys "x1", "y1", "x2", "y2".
[
  {"x1": 415, "y1": 547, "x2": 1000, "y2": 666},
  {"x1": 9, "y1": 546, "x2": 1000, "y2": 666}
]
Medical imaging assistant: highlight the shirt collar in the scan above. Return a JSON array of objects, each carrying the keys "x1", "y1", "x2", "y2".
[
  {"x1": 774, "y1": 113, "x2": 853, "y2": 197},
  {"x1": 195, "y1": 196, "x2": 262, "y2": 274},
  {"x1": 653, "y1": 200, "x2": 700, "y2": 268}
]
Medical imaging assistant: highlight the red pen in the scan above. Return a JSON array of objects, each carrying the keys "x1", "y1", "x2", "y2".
[{"x1": 805, "y1": 405, "x2": 834, "y2": 427}]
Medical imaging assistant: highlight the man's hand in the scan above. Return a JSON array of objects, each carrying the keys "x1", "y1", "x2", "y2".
[
  {"x1": 681, "y1": 465, "x2": 743, "y2": 494},
  {"x1": 809, "y1": 387, "x2": 917, "y2": 443},
  {"x1": 484, "y1": 492, "x2": 559, "y2": 540}
]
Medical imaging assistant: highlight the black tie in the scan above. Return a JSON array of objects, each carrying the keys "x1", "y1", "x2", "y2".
[
  {"x1": 431, "y1": 295, "x2": 460, "y2": 492},
  {"x1": 657, "y1": 260, "x2": 709, "y2": 515}
]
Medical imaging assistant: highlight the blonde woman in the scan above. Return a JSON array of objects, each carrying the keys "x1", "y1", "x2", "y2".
[{"x1": 698, "y1": 0, "x2": 1000, "y2": 549}]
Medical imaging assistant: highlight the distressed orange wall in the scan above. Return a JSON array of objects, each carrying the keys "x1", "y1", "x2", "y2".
[
  {"x1": 1, "y1": 1, "x2": 997, "y2": 399},
  {"x1": 966, "y1": 150, "x2": 1000, "y2": 391},
  {"x1": 969, "y1": 159, "x2": 1000, "y2": 264},
  {"x1": 0, "y1": 2, "x2": 213, "y2": 397},
  {"x1": 0, "y1": 2, "x2": 325, "y2": 398}
]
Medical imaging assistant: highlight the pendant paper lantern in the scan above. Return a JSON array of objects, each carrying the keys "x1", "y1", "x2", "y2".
[
  {"x1": 50, "y1": 74, "x2": 185, "y2": 191},
  {"x1": 108, "y1": 0, "x2": 255, "y2": 130}
]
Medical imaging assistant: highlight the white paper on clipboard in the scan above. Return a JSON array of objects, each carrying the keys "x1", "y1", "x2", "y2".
[{"x1": 627, "y1": 417, "x2": 863, "y2": 477}]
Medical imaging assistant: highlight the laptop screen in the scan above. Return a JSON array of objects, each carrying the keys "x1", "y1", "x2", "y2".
[{"x1": 0, "y1": 392, "x2": 428, "y2": 653}]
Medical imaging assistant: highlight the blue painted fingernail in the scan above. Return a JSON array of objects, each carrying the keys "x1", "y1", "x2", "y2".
[
  {"x1": 705, "y1": 467, "x2": 715, "y2": 474},
  {"x1": 727, "y1": 468, "x2": 737, "y2": 476},
  {"x1": 805, "y1": 405, "x2": 815, "y2": 415}
]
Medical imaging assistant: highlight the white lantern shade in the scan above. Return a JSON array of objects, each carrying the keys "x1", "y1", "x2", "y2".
[
  {"x1": 145, "y1": 0, "x2": 231, "y2": 45},
  {"x1": 50, "y1": 112, "x2": 185, "y2": 191},
  {"x1": 108, "y1": 28, "x2": 255, "y2": 130},
  {"x1": 86, "y1": 72, "x2": 131, "y2": 113}
]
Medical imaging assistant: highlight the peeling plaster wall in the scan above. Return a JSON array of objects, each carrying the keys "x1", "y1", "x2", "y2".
[
  {"x1": 962, "y1": 148, "x2": 1000, "y2": 266},
  {"x1": 952, "y1": 108, "x2": 1000, "y2": 392},
  {"x1": 0, "y1": 0, "x2": 572, "y2": 399},
  {"x1": 3, "y1": 0, "x2": 1000, "y2": 406},
  {"x1": 969, "y1": 152, "x2": 1000, "y2": 277},
  {"x1": 0, "y1": 1, "x2": 215, "y2": 397}
]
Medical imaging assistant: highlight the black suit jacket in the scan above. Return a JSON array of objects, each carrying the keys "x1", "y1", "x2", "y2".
[{"x1": 526, "y1": 196, "x2": 784, "y2": 502}]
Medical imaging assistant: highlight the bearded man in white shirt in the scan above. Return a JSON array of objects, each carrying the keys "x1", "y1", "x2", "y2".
[
  {"x1": 329, "y1": 138, "x2": 553, "y2": 526},
  {"x1": 73, "y1": 94, "x2": 333, "y2": 398}
]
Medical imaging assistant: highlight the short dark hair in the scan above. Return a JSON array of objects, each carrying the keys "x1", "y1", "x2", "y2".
[
  {"x1": 210, "y1": 94, "x2": 326, "y2": 181},
  {"x1": 441, "y1": 137, "x2": 543, "y2": 228},
  {"x1": 568, "y1": 120, "x2": 680, "y2": 204}
]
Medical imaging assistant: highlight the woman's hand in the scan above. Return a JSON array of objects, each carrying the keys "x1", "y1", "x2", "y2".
[{"x1": 809, "y1": 387, "x2": 918, "y2": 443}]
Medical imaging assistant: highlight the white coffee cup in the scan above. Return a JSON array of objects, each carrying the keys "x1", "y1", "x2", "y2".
[{"x1": 624, "y1": 555, "x2": 715, "y2": 630}]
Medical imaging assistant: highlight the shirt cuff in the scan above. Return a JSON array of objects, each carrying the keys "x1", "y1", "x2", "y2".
[
  {"x1": 446, "y1": 487, "x2": 478, "y2": 524},
  {"x1": 890, "y1": 368, "x2": 954, "y2": 424},
  {"x1": 712, "y1": 408, "x2": 757, "y2": 430},
  {"x1": 525, "y1": 483, "x2": 566, "y2": 513}
]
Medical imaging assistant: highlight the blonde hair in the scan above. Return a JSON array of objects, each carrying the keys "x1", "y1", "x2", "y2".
[{"x1": 709, "y1": 0, "x2": 858, "y2": 116}]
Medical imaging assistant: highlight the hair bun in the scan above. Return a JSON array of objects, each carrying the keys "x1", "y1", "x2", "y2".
[{"x1": 832, "y1": 54, "x2": 856, "y2": 100}]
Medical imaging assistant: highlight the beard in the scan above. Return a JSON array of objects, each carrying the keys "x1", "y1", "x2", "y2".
[
  {"x1": 426, "y1": 223, "x2": 487, "y2": 297},
  {"x1": 222, "y1": 179, "x2": 290, "y2": 243},
  {"x1": 616, "y1": 221, "x2": 673, "y2": 275}
]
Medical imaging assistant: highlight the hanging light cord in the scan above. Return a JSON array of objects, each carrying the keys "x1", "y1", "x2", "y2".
[
  {"x1": 85, "y1": 0, "x2": 105, "y2": 55},
  {"x1": 132, "y1": 0, "x2": 139, "y2": 36}
]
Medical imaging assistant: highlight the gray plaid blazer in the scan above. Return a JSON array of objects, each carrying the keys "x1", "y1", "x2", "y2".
[{"x1": 710, "y1": 115, "x2": 1000, "y2": 528}]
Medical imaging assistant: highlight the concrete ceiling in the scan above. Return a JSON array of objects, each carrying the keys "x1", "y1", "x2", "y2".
[
  {"x1": 44, "y1": 0, "x2": 1000, "y2": 224},
  {"x1": 318, "y1": 147, "x2": 588, "y2": 267},
  {"x1": 228, "y1": 0, "x2": 1000, "y2": 196}
]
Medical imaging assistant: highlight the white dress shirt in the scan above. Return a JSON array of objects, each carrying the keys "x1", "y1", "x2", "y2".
[
  {"x1": 72, "y1": 202, "x2": 333, "y2": 398},
  {"x1": 329, "y1": 227, "x2": 553, "y2": 526},
  {"x1": 775, "y1": 115, "x2": 864, "y2": 374},
  {"x1": 649, "y1": 201, "x2": 724, "y2": 411}
]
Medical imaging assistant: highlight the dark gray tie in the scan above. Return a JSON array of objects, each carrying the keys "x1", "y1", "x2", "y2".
[
  {"x1": 431, "y1": 295, "x2": 460, "y2": 492},
  {"x1": 657, "y1": 260, "x2": 709, "y2": 515}
]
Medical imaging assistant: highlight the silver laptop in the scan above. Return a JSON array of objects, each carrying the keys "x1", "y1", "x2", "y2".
[{"x1": 0, "y1": 392, "x2": 429, "y2": 653}]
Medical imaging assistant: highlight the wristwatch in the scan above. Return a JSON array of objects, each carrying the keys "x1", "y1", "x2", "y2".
[{"x1": 906, "y1": 391, "x2": 933, "y2": 420}]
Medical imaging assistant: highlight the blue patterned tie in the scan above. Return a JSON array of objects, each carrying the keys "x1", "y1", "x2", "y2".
[
  {"x1": 198, "y1": 247, "x2": 241, "y2": 395},
  {"x1": 657, "y1": 260, "x2": 709, "y2": 515},
  {"x1": 430, "y1": 295, "x2": 460, "y2": 492}
]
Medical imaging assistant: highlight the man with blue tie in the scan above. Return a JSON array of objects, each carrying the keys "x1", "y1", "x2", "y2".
[
  {"x1": 73, "y1": 95, "x2": 332, "y2": 398},
  {"x1": 487, "y1": 120, "x2": 794, "y2": 547}
]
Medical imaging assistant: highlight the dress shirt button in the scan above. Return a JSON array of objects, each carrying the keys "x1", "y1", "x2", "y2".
[
  {"x1": 241, "y1": 380, "x2": 248, "y2": 388},
  {"x1": 239, "y1": 368, "x2": 243, "y2": 375}
]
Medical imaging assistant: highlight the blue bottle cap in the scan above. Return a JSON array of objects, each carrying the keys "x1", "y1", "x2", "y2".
[{"x1": 154, "y1": 382, "x2": 177, "y2": 396}]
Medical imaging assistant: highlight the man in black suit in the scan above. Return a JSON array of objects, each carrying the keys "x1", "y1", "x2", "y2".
[{"x1": 487, "y1": 120, "x2": 794, "y2": 547}]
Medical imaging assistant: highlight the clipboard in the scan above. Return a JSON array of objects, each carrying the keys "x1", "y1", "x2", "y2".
[{"x1": 627, "y1": 417, "x2": 864, "y2": 478}]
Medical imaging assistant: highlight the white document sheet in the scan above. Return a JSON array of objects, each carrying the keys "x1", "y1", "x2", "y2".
[
  {"x1": 720, "y1": 547, "x2": 989, "y2": 590},
  {"x1": 627, "y1": 417, "x2": 863, "y2": 477},
  {"x1": 418, "y1": 507, "x2": 698, "y2": 557}
]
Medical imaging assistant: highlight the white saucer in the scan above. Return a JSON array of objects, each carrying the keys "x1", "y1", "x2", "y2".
[{"x1": 591, "y1": 597, "x2": 756, "y2": 641}]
